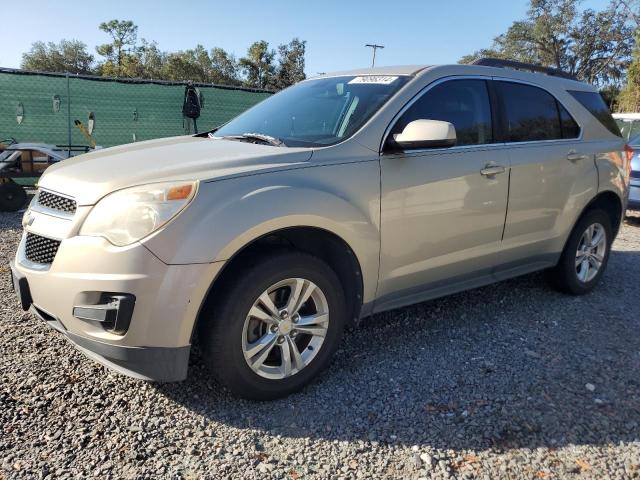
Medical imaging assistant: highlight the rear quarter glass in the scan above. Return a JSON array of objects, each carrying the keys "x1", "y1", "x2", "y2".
[{"x1": 568, "y1": 90, "x2": 621, "y2": 137}]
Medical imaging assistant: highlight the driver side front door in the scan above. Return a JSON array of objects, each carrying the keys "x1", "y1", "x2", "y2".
[{"x1": 376, "y1": 78, "x2": 510, "y2": 311}]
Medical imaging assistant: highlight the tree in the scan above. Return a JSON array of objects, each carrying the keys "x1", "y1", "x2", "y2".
[
  {"x1": 239, "y1": 41, "x2": 276, "y2": 89},
  {"x1": 96, "y1": 19, "x2": 138, "y2": 76},
  {"x1": 21, "y1": 40, "x2": 94, "y2": 74},
  {"x1": 460, "y1": 0, "x2": 634, "y2": 85},
  {"x1": 161, "y1": 46, "x2": 212, "y2": 82},
  {"x1": 18, "y1": 19, "x2": 305, "y2": 88},
  {"x1": 210, "y1": 47, "x2": 241, "y2": 85},
  {"x1": 133, "y1": 39, "x2": 166, "y2": 79},
  {"x1": 274, "y1": 38, "x2": 306, "y2": 90},
  {"x1": 618, "y1": 30, "x2": 640, "y2": 111}
]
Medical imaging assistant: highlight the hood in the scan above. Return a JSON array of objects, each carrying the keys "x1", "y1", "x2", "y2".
[{"x1": 38, "y1": 135, "x2": 313, "y2": 205}]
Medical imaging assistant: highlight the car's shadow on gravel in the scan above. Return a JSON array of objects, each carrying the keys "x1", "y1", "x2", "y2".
[
  {"x1": 157, "y1": 249, "x2": 640, "y2": 452},
  {"x1": 625, "y1": 213, "x2": 640, "y2": 228}
]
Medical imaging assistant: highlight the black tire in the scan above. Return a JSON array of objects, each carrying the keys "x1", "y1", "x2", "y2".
[
  {"x1": 548, "y1": 209, "x2": 613, "y2": 295},
  {"x1": 200, "y1": 251, "x2": 347, "y2": 400},
  {"x1": 0, "y1": 181, "x2": 27, "y2": 212}
]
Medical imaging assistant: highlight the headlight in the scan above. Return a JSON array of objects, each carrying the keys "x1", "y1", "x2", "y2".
[{"x1": 80, "y1": 181, "x2": 197, "y2": 246}]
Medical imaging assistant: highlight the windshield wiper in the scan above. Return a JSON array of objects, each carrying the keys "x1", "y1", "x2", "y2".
[{"x1": 221, "y1": 133, "x2": 286, "y2": 147}]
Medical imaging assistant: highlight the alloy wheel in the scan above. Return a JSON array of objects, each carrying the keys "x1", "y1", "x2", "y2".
[
  {"x1": 575, "y1": 222, "x2": 607, "y2": 283},
  {"x1": 242, "y1": 278, "x2": 329, "y2": 380}
]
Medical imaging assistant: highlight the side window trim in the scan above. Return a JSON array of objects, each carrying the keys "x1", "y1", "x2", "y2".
[
  {"x1": 491, "y1": 76, "x2": 583, "y2": 145},
  {"x1": 381, "y1": 75, "x2": 497, "y2": 154}
]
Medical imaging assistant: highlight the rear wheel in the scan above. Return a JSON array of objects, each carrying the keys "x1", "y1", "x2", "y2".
[
  {"x1": 200, "y1": 251, "x2": 347, "y2": 400},
  {"x1": 0, "y1": 180, "x2": 27, "y2": 212},
  {"x1": 548, "y1": 209, "x2": 612, "y2": 295}
]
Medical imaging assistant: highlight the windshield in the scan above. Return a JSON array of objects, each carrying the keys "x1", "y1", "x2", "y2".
[{"x1": 214, "y1": 75, "x2": 410, "y2": 147}]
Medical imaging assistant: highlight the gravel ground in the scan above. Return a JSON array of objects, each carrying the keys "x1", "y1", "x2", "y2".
[{"x1": 1, "y1": 202, "x2": 639, "y2": 480}]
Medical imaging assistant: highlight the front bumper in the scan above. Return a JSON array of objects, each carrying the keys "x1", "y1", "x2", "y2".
[{"x1": 12, "y1": 231, "x2": 223, "y2": 382}]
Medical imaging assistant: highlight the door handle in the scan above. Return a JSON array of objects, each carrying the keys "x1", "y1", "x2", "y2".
[
  {"x1": 480, "y1": 164, "x2": 506, "y2": 177},
  {"x1": 567, "y1": 150, "x2": 588, "y2": 162}
]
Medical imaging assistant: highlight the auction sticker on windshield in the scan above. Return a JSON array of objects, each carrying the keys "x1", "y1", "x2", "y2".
[{"x1": 348, "y1": 76, "x2": 399, "y2": 84}]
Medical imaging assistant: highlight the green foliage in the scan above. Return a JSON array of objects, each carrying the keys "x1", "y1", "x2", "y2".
[
  {"x1": 600, "y1": 84, "x2": 622, "y2": 110},
  {"x1": 460, "y1": 0, "x2": 634, "y2": 85},
  {"x1": 210, "y1": 48, "x2": 241, "y2": 86},
  {"x1": 21, "y1": 40, "x2": 94, "y2": 74},
  {"x1": 618, "y1": 30, "x2": 640, "y2": 111},
  {"x1": 239, "y1": 41, "x2": 277, "y2": 89},
  {"x1": 274, "y1": 38, "x2": 307, "y2": 90},
  {"x1": 20, "y1": 19, "x2": 306, "y2": 90},
  {"x1": 96, "y1": 20, "x2": 138, "y2": 76}
]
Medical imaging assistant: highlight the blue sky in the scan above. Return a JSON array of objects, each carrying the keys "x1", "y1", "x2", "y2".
[{"x1": 2, "y1": 0, "x2": 612, "y2": 74}]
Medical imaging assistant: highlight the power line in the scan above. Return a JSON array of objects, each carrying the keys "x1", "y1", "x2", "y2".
[{"x1": 365, "y1": 44, "x2": 385, "y2": 68}]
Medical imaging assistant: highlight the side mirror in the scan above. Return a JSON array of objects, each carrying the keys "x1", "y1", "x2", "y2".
[{"x1": 391, "y1": 119, "x2": 456, "y2": 150}]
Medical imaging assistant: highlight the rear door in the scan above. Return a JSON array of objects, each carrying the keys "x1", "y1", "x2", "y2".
[{"x1": 495, "y1": 80, "x2": 595, "y2": 271}]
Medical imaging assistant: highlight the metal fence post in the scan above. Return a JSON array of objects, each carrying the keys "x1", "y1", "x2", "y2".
[{"x1": 66, "y1": 72, "x2": 71, "y2": 157}]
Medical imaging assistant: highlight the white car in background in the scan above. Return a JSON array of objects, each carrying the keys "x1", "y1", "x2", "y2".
[{"x1": 614, "y1": 113, "x2": 640, "y2": 142}]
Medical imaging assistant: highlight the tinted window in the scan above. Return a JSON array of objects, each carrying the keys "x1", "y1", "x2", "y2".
[
  {"x1": 559, "y1": 103, "x2": 580, "y2": 139},
  {"x1": 393, "y1": 79, "x2": 493, "y2": 146},
  {"x1": 497, "y1": 82, "x2": 562, "y2": 142},
  {"x1": 568, "y1": 90, "x2": 621, "y2": 137}
]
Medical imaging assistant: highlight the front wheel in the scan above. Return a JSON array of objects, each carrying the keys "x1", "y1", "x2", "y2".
[
  {"x1": 548, "y1": 209, "x2": 613, "y2": 295},
  {"x1": 200, "y1": 251, "x2": 347, "y2": 400}
]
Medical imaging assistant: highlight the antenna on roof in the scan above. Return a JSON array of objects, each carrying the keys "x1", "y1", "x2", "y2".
[
  {"x1": 471, "y1": 58, "x2": 577, "y2": 80},
  {"x1": 365, "y1": 44, "x2": 385, "y2": 68}
]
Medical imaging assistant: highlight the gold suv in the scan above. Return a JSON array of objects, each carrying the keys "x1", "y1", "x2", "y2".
[{"x1": 11, "y1": 60, "x2": 631, "y2": 399}]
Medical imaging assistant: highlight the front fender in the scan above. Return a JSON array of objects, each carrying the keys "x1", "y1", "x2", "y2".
[{"x1": 143, "y1": 162, "x2": 381, "y2": 304}]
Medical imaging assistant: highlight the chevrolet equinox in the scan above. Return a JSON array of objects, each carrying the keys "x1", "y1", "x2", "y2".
[{"x1": 11, "y1": 60, "x2": 631, "y2": 399}]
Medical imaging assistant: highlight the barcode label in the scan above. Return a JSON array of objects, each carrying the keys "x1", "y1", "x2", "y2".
[{"x1": 348, "y1": 76, "x2": 399, "y2": 85}]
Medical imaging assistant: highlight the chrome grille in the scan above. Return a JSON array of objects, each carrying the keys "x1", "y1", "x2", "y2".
[
  {"x1": 37, "y1": 190, "x2": 77, "y2": 214},
  {"x1": 24, "y1": 233, "x2": 61, "y2": 265}
]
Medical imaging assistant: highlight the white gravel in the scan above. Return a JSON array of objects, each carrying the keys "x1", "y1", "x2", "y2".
[{"x1": 1, "y1": 203, "x2": 640, "y2": 479}]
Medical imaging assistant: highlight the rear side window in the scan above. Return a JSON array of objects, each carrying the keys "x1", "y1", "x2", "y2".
[
  {"x1": 568, "y1": 90, "x2": 621, "y2": 137},
  {"x1": 393, "y1": 79, "x2": 493, "y2": 146},
  {"x1": 496, "y1": 81, "x2": 563, "y2": 142}
]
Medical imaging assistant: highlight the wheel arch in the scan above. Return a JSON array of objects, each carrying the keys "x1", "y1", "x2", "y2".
[
  {"x1": 554, "y1": 189, "x2": 622, "y2": 269},
  {"x1": 191, "y1": 225, "x2": 366, "y2": 344},
  {"x1": 581, "y1": 190, "x2": 624, "y2": 237}
]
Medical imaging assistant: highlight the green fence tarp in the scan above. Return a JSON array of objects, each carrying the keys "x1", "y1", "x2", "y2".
[{"x1": 0, "y1": 69, "x2": 272, "y2": 148}]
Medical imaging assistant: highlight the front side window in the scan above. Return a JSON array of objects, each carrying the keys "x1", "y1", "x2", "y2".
[
  {"x1": 214, "y1": 75, "x2": 410, "y2": 147},
  {"x1": 392, "y1": 79, "x2": 493, "y2": 147},
  {"x1": 497, "y1": 81, "x2": 564, "y2": 142}
]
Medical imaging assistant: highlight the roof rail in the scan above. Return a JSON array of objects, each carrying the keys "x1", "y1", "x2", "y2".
[{"x1": 471, "y1": 58, "x2": 577, "y2": 81}]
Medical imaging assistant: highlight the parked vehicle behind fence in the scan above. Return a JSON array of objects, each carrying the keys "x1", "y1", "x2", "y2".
[{"x1": 11, "y1": 59, "x2": 631, "y2": 399}]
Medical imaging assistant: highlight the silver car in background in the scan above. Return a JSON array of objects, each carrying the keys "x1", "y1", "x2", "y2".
[
  {"x1": 11, "y1": 60, "x2": 631, "y2": 399},
  {"x1": 627, "y1": 134, "x2": 640, "y2": 209}
]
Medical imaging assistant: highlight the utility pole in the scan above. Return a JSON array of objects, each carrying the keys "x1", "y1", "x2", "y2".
[{"x1": 365, "y1": 44, "x2": 385, "y2": 68}]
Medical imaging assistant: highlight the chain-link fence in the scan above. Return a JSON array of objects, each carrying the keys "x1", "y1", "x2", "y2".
[{"x1": 0, "y1": 67, "x2": 273, "y2": 149}]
